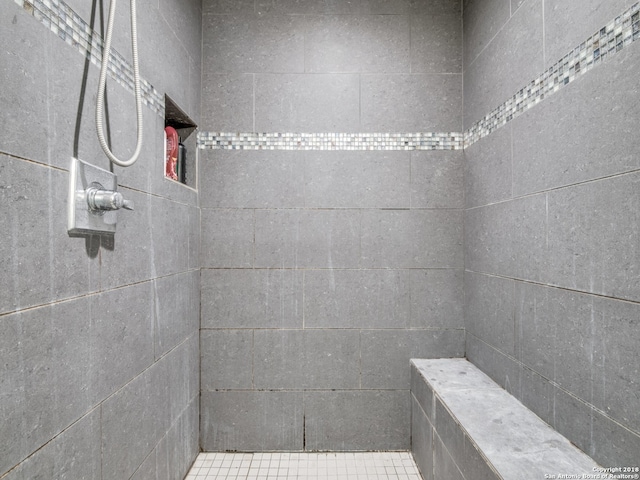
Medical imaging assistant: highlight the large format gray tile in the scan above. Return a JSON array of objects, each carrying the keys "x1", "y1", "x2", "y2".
[
  {"x1": 200, "y1": 209, "x2": 255, "y2": 267},
  {"x1": 431, "y1": 399, "x2": 470, "y2": 479},
  {"x1": 433, "y1": 434, "x2": 465, "y2": 480},
  {"x1": 518, "y1": 366, "x2": 554, "y2": 427},
  {"x1": 200, "y1": 391, "x2": 304, "y2": 451},
  {"x1": 188, "y1": 50, "x2": 203, "y2": 128},
  {"x1": 101, "y1": 361, "x2": 168, "y2": 480},
  {"x1": 2, "y1": 409, "x2": 101, "y2": 480},
  {"x1": 254, "y1": 209, "x2": 361, "y2": 268},
  {"x1": 465, "y1": 334, "x2": 522, "y2": 396},
  {"x1": 257, "y1": 0, "x2": 460, "y2": 14},
  {"x1": 464, "y1": 272, "x2": 515, "y2": 356},
  {"x1": 304, "y1": 269, "x2": 411, "y2": 329},
  {"x1": 90, "y1": 188, "x2": 154, "y2": 291},
  {"x1": 199, "y1": 150, "x2": 305, "y2": 208},
  {"x1": 463, "y1": 124, "x2": 512, "y2": 208},
  {"x1": 410, "y1": 150, "x2": 464, "y2": 209},
  {"x1": 411, "y1": 395, "x2": 434, "y2": 480},
  {"x1": 0, "y1": 4, "x2": 49, "y2": 165},
  {"x1": 131, "y1": 449, "x2": 158, "y2": 480},
  {"x1": 153, "y1": 270, "x2": 201, "y2": 357},
  {"x1": 188, "y1": 205, "x2": 201, "y2": 270},
  {"x1": 304, "y1": 390, "x2": 411, "y2": 451},
  {"x1": 149, "y1": 196, "x2": 191, "y2": 278},
  {"x1": 105, "y1": 339, "x2": 197, "y2": 480},
  {"x1": 200, "y1": 73, "x2": 254, "y2": 132},
  {"x1": 411, "y1": 14, "x2": 462, "y2": 74},
  {"x1": 201, "y1": 269, "x2": 303, "y2": 329},
  {"x1": 255, "y1": 74, "x2": 360, "y2": 132},
  {"x1": 515, "y1": 283, "x2": 593, "y2": 398},
  {"x1": 361, "y1": 74, "x2": 462, "y2": 132},
  {"x1": 158, "y1": 0, "x2": 202, "y2": 64},
  {"x1": 155, "y1": 397, "x2": 199, "y2": 480},
  {"x1": 464, "y1": 193, "x2": 547, "y2": 281},
  {"x1": 0, "y1": 299, "x2": 92, "y2": 476},
  {"x1": 203, "y1": 0, "x2": 255, "y2": 14},
  {"x1": 595, "y1": 297, "x2": 640, "y2": 435},
  {"x1": 304, "y1": 15, "x2": 410, "y2": 73},
  {"x1": 409, "y1": 269, "x2": 464, "y2": 329},
  {"x1": 546, "y1": 172, "x2": 640, "y2": 302},
  {"x1": 165, "y1": 333, "x2": 200, "y2": 425},
  {"x1": 463, "y1": 0, "x2": 510, "y2": 68},
  {"x1": 590, "y1": 401, "x2": 640, "y2": 467},
  {"x1": 463, "y1": 0, "x2": 543, "y2": 128},
  {"x1": 361, "y1": 210, "x2": 463, "y2": 268},
  {"x1": 202, "y1": 14, "x2": 304, "y2": 73},
  {"x1": 410, "y1": 0, "x2": 461, "y2": 15},
  {"x1": 511, "y1": 45, "x2": 640, "y2": 197},
  {"x1": 253, "y1": 330, "x2": 360, "y2": 389},
  {"x1": 361, "y1": 329, "x2": 464, "y2": 389},
  {"x1": 257, "y1": 0, "x2": 366, "y2": 14},
  {"x1": 516, "y1": 282, "x2": 640, "y2": 434},
  {"x1": 201, "y1": 330, "x2": 253, "y2": 390},
  {"x1": 0, "y1": 156, "x2": 91, "y2": 314},
  {"x1": 137, "y1": 5, "x2": 192, "y2": 112},
  {"x1": 411, "y1": 361, "x2": 434, "y2": 422},
  {"x1": 304, "y1": 151, "x2": 411, "y2": 209},
  {"x1": 90, "y1": 282, "x2": 155, "y2": 402}
]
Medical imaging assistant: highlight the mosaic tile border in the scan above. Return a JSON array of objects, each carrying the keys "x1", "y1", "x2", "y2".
[
  {"x1": 197, "y1": 132, "x2": 464, "y2": 151},
  {"x1": 16, "y1": 0, "x2": 640, "y2": 151},
  {"x1": 14, "y1": 0, "x2": 165, "y2": 116},
  {"x1": 464, "y1": 1, "x2": 640, "y2": 148},
  {"x1": 199, "y1": 2, "x2": 640, "y2": 152}
]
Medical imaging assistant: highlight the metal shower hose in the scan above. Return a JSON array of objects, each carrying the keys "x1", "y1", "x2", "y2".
[{"x1": 96, "y1": 0, "x2": 143, "y2": 167}]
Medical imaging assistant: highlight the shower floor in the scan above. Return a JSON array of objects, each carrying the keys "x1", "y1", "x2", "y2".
[{"x1": 185, "y1": 451, "x2": 422, "y2": 479}]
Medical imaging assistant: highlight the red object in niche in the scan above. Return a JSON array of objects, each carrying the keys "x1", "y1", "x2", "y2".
[{"x1": 165, "y1": 126, "x2": 179, "y2": 180}]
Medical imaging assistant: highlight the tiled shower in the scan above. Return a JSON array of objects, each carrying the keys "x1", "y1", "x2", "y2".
[{"x1": 1, "y1": 0, "x2": 639, "y2": 479}]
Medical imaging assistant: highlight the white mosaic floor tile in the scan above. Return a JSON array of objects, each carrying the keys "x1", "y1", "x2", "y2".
[{"x1": 184, "y1": 452, "x2": 423, "y2": 480}]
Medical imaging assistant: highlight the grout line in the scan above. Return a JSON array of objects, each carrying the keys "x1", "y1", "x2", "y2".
[
  {"x1": 0, "y1": 269, "x2": 199, "y2": 319},
  {"x1": 463, "y1": 270, "x2": 640, "y2": 306},
  {"x1": 465, "y1": 166, "x2": 640, "y2": 211}
]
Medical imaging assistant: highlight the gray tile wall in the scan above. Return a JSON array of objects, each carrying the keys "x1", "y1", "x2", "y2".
[
  {"x1": 0, "y1": 0, "x2": 201, "y2": 477},
  {"x1": 463, "y1": 0, "x2": 640, "y2": 466},
  {"x1": 200, "y1": 0, "x2": 464, "y2": 452}
]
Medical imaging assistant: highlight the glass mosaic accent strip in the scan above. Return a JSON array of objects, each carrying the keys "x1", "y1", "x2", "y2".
[
  {"x1": 198, "y1": 2, "x2": 640, "y2": 152},
  {"x1": 17, "y1": 0, "x2": 640, "y2": 151},
  {"x1": 14, "y1": 0, "x2": 164, "y2": 116},
  {"x1": 464, "y1": 1, "x2": 640, "y2": 148},
  {"x1": 198, "y1": 131, "x2": 464, "y2": 151}
]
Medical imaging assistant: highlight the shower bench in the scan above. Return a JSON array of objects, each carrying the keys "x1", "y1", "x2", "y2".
[{"x1": 410, "y1": 358, "x2": 601, "y2": 480}]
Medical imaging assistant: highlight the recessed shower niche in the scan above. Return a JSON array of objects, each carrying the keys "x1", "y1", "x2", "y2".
[{"x1": 164, "y1": 94, "x2": 197, "y2": 189}]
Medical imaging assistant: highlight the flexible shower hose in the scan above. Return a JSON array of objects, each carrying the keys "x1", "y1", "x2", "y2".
[{"x1": 96, "y1": 0, "x2": 143, "y2": 167}]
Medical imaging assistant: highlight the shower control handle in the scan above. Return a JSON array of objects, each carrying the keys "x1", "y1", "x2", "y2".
[{"x1": 86, "y1": 184, "x2": 134, "y2": 212}]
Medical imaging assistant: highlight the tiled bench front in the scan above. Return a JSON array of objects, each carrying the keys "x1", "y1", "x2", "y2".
[{"x1": 410, "y1": 358, "x2": 601, "y2": 480}]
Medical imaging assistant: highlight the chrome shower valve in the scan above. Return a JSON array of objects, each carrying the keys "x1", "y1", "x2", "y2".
[{"x1": 86, "y1": 184, "x2": 134, "y2": 212}]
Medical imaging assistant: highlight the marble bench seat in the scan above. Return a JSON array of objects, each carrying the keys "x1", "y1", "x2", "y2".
[{"x1": 410, "y1": 358, "x2": 601, "y2": 480}]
